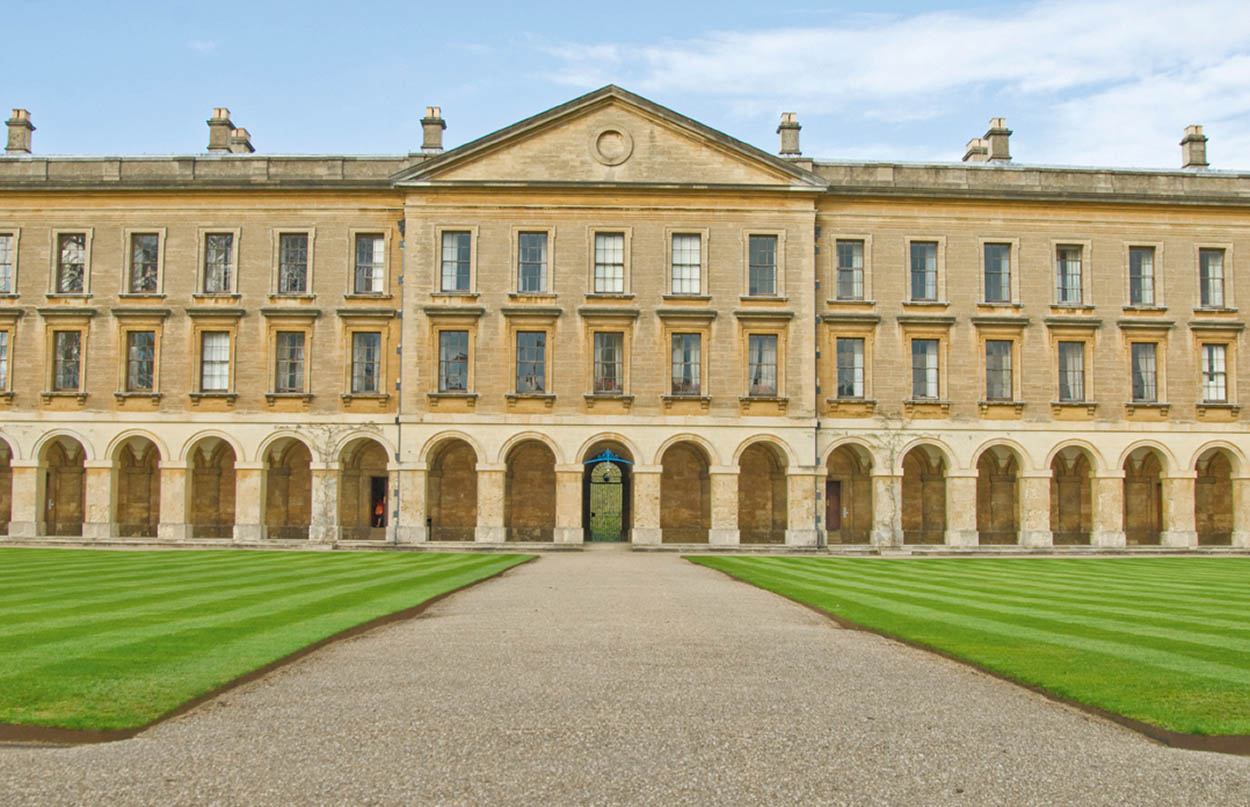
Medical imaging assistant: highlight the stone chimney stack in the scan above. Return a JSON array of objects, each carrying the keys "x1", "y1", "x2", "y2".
[
  {"x1": 1181, "y1": 125, "x2": 1209, "y2": 170},
  {"x1": 984, "y1": 118, "x2": 1012, "y2": 163},
  {"x1": 207, "y1": 108, "x2": 234, "y2": 152},
  {"x1": 5, "y1": 109, "x2": 34, "y2": 154},
  {"x1": 228, "y1": 128, "x2": 255, "y2": 154},
  {"x1": 777, "y1": 112, "x2": 801, "y2": 156},
  {"x1": 962, "y1": 137, "x2": 989, "y2": 163},
  {"x1": 421, "y1": 106, "x2": 446, "y2": 153}
]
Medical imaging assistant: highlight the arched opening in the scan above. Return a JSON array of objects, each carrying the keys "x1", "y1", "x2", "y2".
[
  {"x1": 264, "y1": 438, "x2": 312, "y2": 540},
  {"x1": 426, "y1": 439, "x2": 477, "y2": 541},
  {"x1": 902, "y1": 445, "x2": 946, "y2": 545},
  {"x1": 504, "y1": 440, "x2": 556, "y2": 542},
  {"x1": 189, "y1": 438, "x2": 236, "y2": 538},
  {"x1": 1196, "y1": 449, "x2": 1234, "y2": 546},
  {"x1": 339, "y1": 438, "x2": 390, "y2": 541},
  {"x1": 0, "y1": 438, "x2": 12, "y2": 535},
  {"x1": 1050, "y1": 447, "x2": 1093, "y2": 545},
  {"x1": 1123, "y1": 447, "x2": 1164, "y2": 545},
  {"x1": 40, "y1": 436, "x2": 85, "y2": 536},
  {"x1": 826, "y1": 445, "x2": 872, "y2": 544},
  {"x1": 115, "y1": 437, "x2": 160, "y2": 538},
  {"x1": 582, "y1": 440, "x2": 632, "y2": 543},
  {"x1": 976, "y1": 446, "x2": 1020, "y2": 545},
  {"x1": 660, "y1": 441, "x2": 710, "y2": 543},
  {"x1": 738, "y1": 442, "x2": 787, "y2": 544}
]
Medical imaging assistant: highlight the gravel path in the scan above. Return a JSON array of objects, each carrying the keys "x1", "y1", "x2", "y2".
[{"x1": 3, "y1": 547, "x2": 1248, "y2": 806}]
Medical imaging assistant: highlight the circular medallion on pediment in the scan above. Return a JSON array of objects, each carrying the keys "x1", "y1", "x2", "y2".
[{"x1": 590, "y1": 127, "x2": 633, "y2": 166}]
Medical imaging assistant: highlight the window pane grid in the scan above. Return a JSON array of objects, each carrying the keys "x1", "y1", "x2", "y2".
[
  {"x1": 1131, "y1": 342, "x2": 1158, "y2": 402},
  {"x1": 438, "y1": 330, "x2": 469, "y2": 392},
  {"x1": 747, "y1": 334, "x2": 778, "y2": 396},
  {"x1": 439, "y1": 232, "x2": 469, "y2": 292},
  {"x1": 909, "y1": 242, "x2": 937, "y2": 301},
  {"x1": 57, "y1": 233, "x2": 86, "y2": 293},
  {"x1": 594, "y1": 233, "x2": 625, "y2": 293},
  {"x1": 515, "y1": 331, "x2": 546, "y2": 393},
  {"x1": 274, "y1": 331, "x2": 305, "y2": 393},
  {"x1": 355, "y1": 235, "x2": 385, "y2": 294},
  {"x1": 1057, "y1": 341, "x2": 1085, "y2": 401},
  {"x1": 279, "y1": 233, "x2": 309, "y2": 294},
  {"x1": 985, "y1": 340, "x2": 1012, "y2": 400},
  {"x1": 593, "y1": 331, "x2": 623, "y2": 394},
  {"x1": 911, "y1": 339, "x2": 938, "y2": 399},
  {"x1": 835, "y1": 241, "x2": 864, "y2": 300},
  {"x1": 351, "y1": 332, "x2": 381, "y2": 393},
  {"x1": 836, "y1": 337, "x2": 864, "y2": 398},
  {"x1": 0, "y1": 234, "x2": 12, "y2": 293},
  {"x1": 203, "y1": 234, "x2": 232, "y2": 293},
  {"x1": 671, "y1": 234, "x2": 701, "y2": 295},
  {"x1": 748, "y1": 234, "x2": 777, "y2": 296},
  {"x1": 1200, "y1": 249, "x2": 1225, "y2": 307},
  {"x1": 130, "y1": 234, "x2": 159, "y2": 293},
  {"x1": 671, "y1": 333, "x2": 701, "y2": 395},
  {"x1": 200, "y1": 331, "x2": 229, "y2": 391},
  {"x1": 53, "y1": 331, "x2": 81, "y2": 391},
  {"x1": 1202, "y1": 343, "x2": 1227, "y2": 402},
  {"x1": 1056, "y1": 246, "x2": 1082, "y2": 304},
  {"x1": 126, "y1": 331, "x2": 155, "y2": 392},
  {"x1": 518, "y1": 232, "x2": 547, "y2": 293},
  {"x1": 0, "y1": 331, "x2": 7, "y2": 389},
  {"x1": 983, "y1": 243, "x2": 1010, "y2": 303},
  {"x1": 1129, "y1": 247, "x2": 1154, "y2": 305}
]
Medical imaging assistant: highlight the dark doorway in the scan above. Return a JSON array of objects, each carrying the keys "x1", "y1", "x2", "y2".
[
  {"x1": 582, "y1": 445, "x2": 632, "y2": 542},
  {"x1": 370, "y1": 476, "x2": 387, "y2": 528},
  {"x1": 826, "y1": 480, "x2": 842, "y2": 530}
]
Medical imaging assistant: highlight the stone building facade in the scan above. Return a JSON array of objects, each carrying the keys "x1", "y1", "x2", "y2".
[{"x1": 0, "y1": 87, "x2": 1247, "y2": 549}]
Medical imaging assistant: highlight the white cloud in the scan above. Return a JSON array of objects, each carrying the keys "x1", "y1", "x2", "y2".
[{"x1": 188, "y1": 40, "x2": 218, "y2": 54}]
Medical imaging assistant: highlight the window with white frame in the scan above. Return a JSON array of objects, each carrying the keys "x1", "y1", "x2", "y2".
[
  {"x1": 593, "y1": 331, "x2": 623, "y2": 394},
  {"x1": 909, "y1": 242, "x2": 937, "y2": 301},
  {"x1": 203, "y1": 234, "x2": 233, "y2": 293},
  {"x1": 985, "y1": 339, "x2": 1012, "y2": 400},
  {"x1": 440, "y1": 231, "x2": 470, "y2": 292},
  {"x1": 671, "y1": 234, "x2": 701, "y2": 295},
  {"x1": 354, "y1": 234, "x2": 386, "y2": 294},
  {"x1": 274, "y1": 331, "x2": 305, "y2": 393},
  {"x1": 1202, "y1": 343, "x2": 1227, "y2": 403},
  {"x1": 438, "y1": 330, "x2": 469, "y2": 392},
  {"x1": 1129, "y1": 246, "x2": 1155, "y2": 305},
  {"x1": 1056, "y1": 245, "x2": 1082, "y2": 304},
  {"x1": 910, "y1": 339, "x2": 939, "y2": 399},
  {"x1": 1200, "y1": 248, "x2": 1225, "y2": 308},
  {"x1": 199, "y1": 331, "x2": 230, "y2": 391},
  {"x1": 1057, "y1": 341, "x2": 1085, "y2": 401},
  {"x1": 126, "y1": 331, "x2": 155, "y2": 392},
  {"x1": 748, "y1": 234, "x2": 777, "y2": 296},
  {"x1": 983, "y1": 243, "x2": 1011, "y2": 303},
  {"x1": 515, "y1": 331, "x2": 546, "y2": 393},
  {"x1": 129, "y1": 234, "x2": 159, "y2": 293},
  {"x1": 836, "y1": 337, "x2": 864, "y2": 398},
  {"x1": 351, "y1": 332, "x2": 381, "y2": 393},
  {"x1": 53, "y1": 330, "x2": 81, "y2": 390},
  {"x1": 747, "y1": 334, "x2": 778, "y2": 396},
  {"x1": 835, "y1": 240, "x2": 864, "y2": 300},
  {"x1": 0, "y1": 234, "x2": 12, "y2": 294},
  {"x1": 670, "y1": 333, "x2": 701, "y2": 395},
  {"x1": 1130, "y1": 342, "x2": 1158, "y2": 402},
  {"x1": 593, "y1": 232, "x2": 625, "y2": 293},
  {"x1": 518, "y1": 232, "x2": 547, "y2": 293},
  {"x1": 279, "y1": 233, "x2": 309, "y2": 294},
  {"x1": 57, "y1": 233, "x2": 87, "y2": 293}
]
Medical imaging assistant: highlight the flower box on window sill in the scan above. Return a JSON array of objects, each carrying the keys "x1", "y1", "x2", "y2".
[
  {"x1": 41, "y1": 390, "x2": 87, "y2": 405},
  {"x1": 825, "y1": 397, "x2": 875, "y2": 417},
  {"x1": 978, "y1": 399, "x2": 1025, "y2": 419},
  {"x1": 189, "y1": 391, "x2": 237, "y2": 405},
  {"x1": 902, "y1": 398, "x2": 951, "y2": 418},
  {"x1": 1197, "y1": 402, "x2": 1241, "y2": 422},
  {"x1": 738, "y1": 395, "x2": 788, "y2": 414},
  {"x1": 265, "y1": 392, "x2": 314, "y2": 408},
  {"x1": 1124, "y1": 401, "x2": 1170, "y2": 420},
  {"x1": 661, "y1": 394, "x2": 711, "y2": 412},
  {"x1": 584, "y1": 393, "x2": 633, "y2": 411}
]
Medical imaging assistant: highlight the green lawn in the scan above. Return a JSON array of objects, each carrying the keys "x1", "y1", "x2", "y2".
[
  {"x1": 0, "y1": 548, "x2": 531, "y2": 731},
  {"x1": 690, "y1": 556, "x2": 1250, "y2": 735}
]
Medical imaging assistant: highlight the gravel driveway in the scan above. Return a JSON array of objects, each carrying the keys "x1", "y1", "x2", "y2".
[{"x1": 2, "y1": 546, "x2": 1248, "y2": 806}]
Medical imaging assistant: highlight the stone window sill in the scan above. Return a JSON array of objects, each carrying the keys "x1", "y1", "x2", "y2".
[
  {"x1": 662, "y1": 294, "x2": 711, "y2": 302},
  {"x1": 341, "y1": 392, "x2": 390, "y2": 402},
  {"x1": 585, "y1": 293, "x2": 634, "y2": 301},
  {"x1": 115, "y1": 391, "x2": 162, "y2": 400},
  {"x1": 345, "y1": 293, "x2": 393, "y2": 301},
  {"x1": 118, "y1": 292, "x2": 166, "y2": 300},
  {"x1": 1122, "y1": 304, "x2": 1166, "y2": 312},
  {"x1": 191, "y1": 293, "x2": 241, "y2": 301},
  {"x1": 41, "y1": 390, "x2": 87, "y2": 404},
  {"x1": 45, "y1": 293, "x2": 92, "y2": 300},
  {"x1": 826, "y1": 298, "x2": 874, "y2": 305},
  {"x1": 1194, "y1": 306, "x2": 1238, "y2": 314},
  {"x1": 903, "y1": 399, "x2": 951, "y2": 418},
  {"x1": 265, "y1": 392, "x2": 313, "y2": 403},
  {"x1": 661, "y1": 394, "x2": 711, "y2": 411},
  {"x1": 584, "y1": 393, "x2": 633, "y2": 410},
  {"x1": 190, "y1": 391, "x2": 237, "y2": 404}
]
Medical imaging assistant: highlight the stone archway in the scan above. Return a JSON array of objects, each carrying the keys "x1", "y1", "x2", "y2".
[
  {"x1": 976, "y1": 447, "x2": 1020, "y2": 545},
  {"x1": 265, "y1": 438, "x2": 312, "y2": 540},
  {"x1": 427, "y1": 439, "x2": 477, "y2": 541},
  {"x1": 115, "y1": 437, "x2": 160, "y2": 538},
  {"x1": 504, "y1": 440, "x2": 556, "y2": 542},
  {"x1": 825, "y1": 445, "x2": 872, "y2": 544},
  {"x1": 582, "y1": 441, "x2": 633, "y2": 543},
  {"x1": 1050, "y1": 447, "x2": 1093, "y2": 545},
  {"x1": 339, "y1": 438, "x2": 390, "y2": 541},
  {"x1": 1195, "y1": 448, "x2": 1234, "y2": 546},
  {"x1": 0, "y1": 438, "x2": 11, "y2": 536},
  {"x1": 660, "y1": 441, "x2": 710, "y2": 543},
  {"x1": 1123, "y1": 448, "x2": 1164, "y2": 545},
  {"x1": 41, "y1": 437, "x2": 85, "y2": 537},
  {"x1": 189, "y1": 438, "x2": 236, "y2": 539},
  {"x1": 738, "y1": 442, "x2": 787, "y2": 544},
  {"x1": 902, "y1": 445, "x2": 945, "y2": 545}
]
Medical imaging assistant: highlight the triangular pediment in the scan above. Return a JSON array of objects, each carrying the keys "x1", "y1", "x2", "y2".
[{"x1": 392, "y1": 86, "x2": 826, "y2": 190}]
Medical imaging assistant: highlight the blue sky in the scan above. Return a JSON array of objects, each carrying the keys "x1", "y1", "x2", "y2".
[{"x1": 7, "y1": 0, "x2": 1250, "y2": 169}]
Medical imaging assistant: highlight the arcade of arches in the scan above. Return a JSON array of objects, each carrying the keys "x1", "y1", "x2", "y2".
[{"x1": 0, "y1": 432, "x2": 1246, "y2": 548}]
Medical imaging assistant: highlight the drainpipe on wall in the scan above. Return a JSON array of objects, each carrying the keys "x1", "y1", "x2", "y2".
[
  {"x1": 814, "y1": 222, "x2": 825, "y2": 549},
  {"x1": 393, "y1": 216, "x2": 406, "y2": 545}
]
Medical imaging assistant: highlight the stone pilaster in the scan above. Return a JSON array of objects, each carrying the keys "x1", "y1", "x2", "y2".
[
  {"x1": 870, "y1": 473, "x2": 903, "y2": 546},
  {"x1": 8, "y1": 461, "x2": 38, "y2": 538},
  {"x1": 309, "y1": 464, "x2": 339, "y2": 544},
  {"x1": 395, "y1": 467, "x2": 427, "y2": 543},
  {"x1": 1232, "y1": 475, "x2": 1250, "y2": 547},
  {"x1": 475, "y1": 465, "x2": 506, "y2": 543},
  {"x1": 1161, "y1": 472, "x2": 1198, "y2": 548},
  {"x1": 233, "y1": 463, "x2": 265, "y2": 542},
  {"x1": 157, "y1": 463, "x2": 190, "y2": 541},
  {"x1": 785, "y1": 468, "x2": 820, "y2": 546},
  {"x1": 944, "y1": 472, "x2": 978, "y2": 546},
  {"x1": 1091, "y1": 472, "x2": 1126, "y2": 547},
  {"x1": 1018, "y1": 471, "x2": 1054, "y2": 547},
  {"x1": 82, "y1": 461, "x2": 113, "y2": 539},
  {"x1": 708, "y1": 466, "x2": 739, "y2": 546},
  {"x1": 631, "y1": 464, "x2": 662, "y2": 545},
  {"x1": 554, "y1": 465, "x2": 584, "y2": 544}
]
